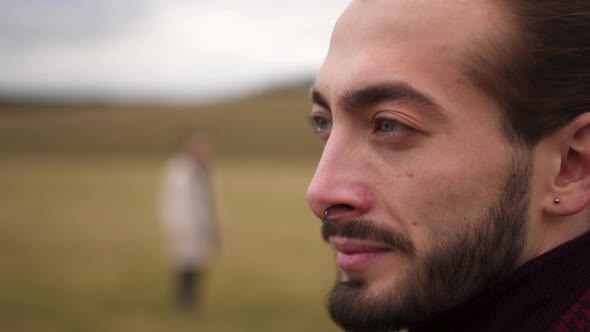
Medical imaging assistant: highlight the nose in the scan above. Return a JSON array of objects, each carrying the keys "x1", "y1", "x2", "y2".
[{"x1": 306, "y1": 136, "x2": 372, "y2": 223}]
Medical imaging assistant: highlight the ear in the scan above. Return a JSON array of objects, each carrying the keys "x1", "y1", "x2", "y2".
[{"x1": 544, "y1": 113, "x2": 590, "y2": 216}]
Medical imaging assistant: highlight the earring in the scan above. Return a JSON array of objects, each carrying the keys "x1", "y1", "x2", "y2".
[{"x1": 554, "y1": 198, "x2": 560, "y2": 204}]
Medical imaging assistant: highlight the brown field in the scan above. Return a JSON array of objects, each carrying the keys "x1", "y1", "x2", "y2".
[{"x1": 0, "y1": 89, "x2": 341, "y2": 332}]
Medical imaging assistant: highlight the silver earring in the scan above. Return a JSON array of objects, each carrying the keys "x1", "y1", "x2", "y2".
[
  {"x1": 554, "y1": 198, "x2": 560, "y2": 204},
  {"x1": 321, "y1": 209, "x2": 330, "y2": 222}
]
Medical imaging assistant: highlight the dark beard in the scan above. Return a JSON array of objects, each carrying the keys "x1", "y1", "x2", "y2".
[{"x1": 322, "y1": 156, "x2": 531, "y2": 332}]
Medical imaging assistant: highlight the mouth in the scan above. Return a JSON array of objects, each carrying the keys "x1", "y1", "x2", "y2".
[{"x1": 330, "y1": 237, "x2": 393, "y2": 271}]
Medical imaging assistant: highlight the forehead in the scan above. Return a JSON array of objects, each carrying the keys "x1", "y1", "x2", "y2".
[
  {"x1": 334, "y1": 0, "x2": 501, "y2": 42},
  {"x1": 316, "y1": 0, "x2": 509, "y2": 102}
]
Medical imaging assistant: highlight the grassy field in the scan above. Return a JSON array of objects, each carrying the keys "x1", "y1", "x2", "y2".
[
  {"x1": 0, "y1": 87, "x2": 322, "y2": 158},
  {"x1": 0, "y1": 88, "x2": 342, "y2": 331},
  {"x1": 0, "y1": 155, "x2": 340, "y2": 332}
]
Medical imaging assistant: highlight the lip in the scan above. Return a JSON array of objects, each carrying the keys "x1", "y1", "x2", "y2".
[{"x1": 330, "y1": 237, "x2": 392, "y2": 271}]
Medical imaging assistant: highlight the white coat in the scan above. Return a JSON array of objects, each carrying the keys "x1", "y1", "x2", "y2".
[{"x1": 159, "y1": 154, "x2": 217, "y2": 269}]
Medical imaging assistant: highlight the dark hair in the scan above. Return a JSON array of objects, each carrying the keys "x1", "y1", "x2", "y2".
[{"x1": 467, "y1": 1, "x2": 590, "y2": 147}]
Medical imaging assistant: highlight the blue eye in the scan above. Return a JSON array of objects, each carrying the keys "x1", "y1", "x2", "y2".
[
  {"x1": 376, "y1": 119, "x2": 406, "y2": 133},
  {"x1": 309, "y1": 115, "x2": 332, "y2": 133}
]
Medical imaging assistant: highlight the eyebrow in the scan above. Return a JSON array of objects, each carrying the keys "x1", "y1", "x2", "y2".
[{"x1": 310, "y1": 82, "x2": 443, "y2": 115}]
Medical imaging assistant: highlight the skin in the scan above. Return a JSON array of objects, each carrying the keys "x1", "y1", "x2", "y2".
[{"x1": 306, "y1": 0, "x2": 590, "y2": 329}]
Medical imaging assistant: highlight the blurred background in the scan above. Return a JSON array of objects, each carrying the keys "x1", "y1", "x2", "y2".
[{"x1": 0, "y1": 1, "x2": 348, "y2": 331}]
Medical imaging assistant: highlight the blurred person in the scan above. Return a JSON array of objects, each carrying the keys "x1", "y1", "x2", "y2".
[
  {"x1": 159, "y1": 134, "x2": 219, "y2": 312},
  {"x1": 306, "y1": 1, "x2": 590, "y2": 332}
]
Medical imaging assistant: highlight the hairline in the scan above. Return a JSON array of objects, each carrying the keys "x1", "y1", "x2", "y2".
[{"x1": 458, "y1": 0, "x2": 535, "y2": 147}]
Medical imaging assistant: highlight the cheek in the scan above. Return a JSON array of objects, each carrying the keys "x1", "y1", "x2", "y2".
[{"x1": 389, "y1": 153, "x2": 511, "y2": 237}]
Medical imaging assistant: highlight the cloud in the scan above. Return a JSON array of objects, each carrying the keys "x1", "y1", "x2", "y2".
[
  {"x1": 0, "y1": 0, "x2": 349, "y2": 100},
  {"x1": 0, "y1": 0, "x2": 152, "y2": 49}
]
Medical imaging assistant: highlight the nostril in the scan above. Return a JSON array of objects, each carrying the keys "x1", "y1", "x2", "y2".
[
  {"x1": 331, "y1": 204, "x2": 355, "y2": 213},
  {"x1": 324, "y1": 204, "x2": 355, "y2": 222}
]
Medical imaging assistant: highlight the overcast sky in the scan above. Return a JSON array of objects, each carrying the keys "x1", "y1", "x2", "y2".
[{"x1": 0, "y1": 0, "x2": 349, "y2": 102}]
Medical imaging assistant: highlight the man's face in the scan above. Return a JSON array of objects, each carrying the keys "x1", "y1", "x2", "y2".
[{"x1": 306, "y1": 0, "x2": 534, "y2": 330}]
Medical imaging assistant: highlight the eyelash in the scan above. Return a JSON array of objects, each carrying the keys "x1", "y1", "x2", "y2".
[
  {"x1": 371, "y1": 117, "x2": 413, "y2": 136},
  {"x1": 309, "y1": 115, "x2": 332, "y2": 134},
  {"x1": 308, "y1": 114, "x2": 415, "y2": 142}
]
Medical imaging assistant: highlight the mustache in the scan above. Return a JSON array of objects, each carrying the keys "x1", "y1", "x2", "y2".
[{"x1": 322, "y1": 219, "x2": 415, "y2": 255}]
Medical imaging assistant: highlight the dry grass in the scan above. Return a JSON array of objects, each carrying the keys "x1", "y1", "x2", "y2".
[
  {"x1": 0, "y1": 154, "x2": 340, "y2": 332},
  {"x1": 0, "y1": 86, "x2": 344, "y2": 331},
  {"x1": 0, "y1": 88, "x2": 322, "y2": 158}
]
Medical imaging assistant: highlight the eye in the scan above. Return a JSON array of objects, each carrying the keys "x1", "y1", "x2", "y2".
[
  {"x1": 373, "y1": 118, "x2": 410, "y2": 134},
  {"x1": 309, "y1": 115, "x2": 332, "y2": 134}
]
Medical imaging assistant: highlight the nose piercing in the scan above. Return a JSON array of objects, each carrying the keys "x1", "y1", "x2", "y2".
[
  {"x1": 554, "y1": 198, "x2": 560, "y2": 204},
  {"x1": 321, "y1": 209, "x2": 330, "y2": 222}
]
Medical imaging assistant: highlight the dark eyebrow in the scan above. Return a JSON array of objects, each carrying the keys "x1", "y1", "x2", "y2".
[
  {"x1": 310, "y1": 82, "x2": 443, "y2": 115},
  {"x1": 310, "y1": 88, "x2": 331, "y2": 112},
  {"x1": 340, "y1": 82, "x2": 442, "y2": 114}
]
